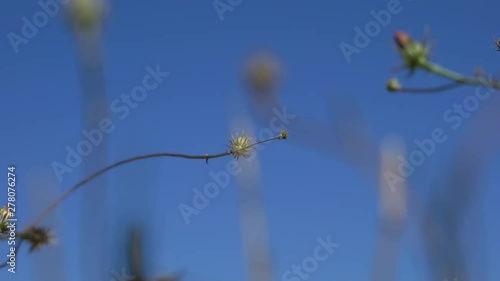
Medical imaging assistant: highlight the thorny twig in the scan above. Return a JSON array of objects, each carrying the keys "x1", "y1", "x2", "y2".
[{"x1": 0, "y1": 132, "x2": 287, "y2": 268}]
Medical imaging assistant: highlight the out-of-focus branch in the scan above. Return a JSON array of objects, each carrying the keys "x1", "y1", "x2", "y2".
[
  {"x1": 66, "y1": 1, "x2": 109, "y2": 280},
  {"x1": 124, "y1": 226, "x2": 185, "y2": 281},
  {"x1": 229, "y1": 112, "x2": 274, "y2": 281},
  {"x1": 387, "y1": 79, "x2": 463, "y2": 94},
  {"x1": 420, "y1": 89, "x2": 500, "y2": 281},
  {"x1": 371, "y1": 135, "x2": 408, "y2": 281}
]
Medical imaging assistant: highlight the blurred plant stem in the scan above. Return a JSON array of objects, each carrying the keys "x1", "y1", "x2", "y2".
[
  {"x1": 228, "y1": 106, "x2": 274, "y2": 281},
  {"x1": 371, "y1": 135, "x2": 408, "y2": 281},
  {"x1": 122, "y1": 226, "x2": 185, "y2": 281},
  {"x1": 73, "y1": 20, "x2": 110, "y2": 281}
]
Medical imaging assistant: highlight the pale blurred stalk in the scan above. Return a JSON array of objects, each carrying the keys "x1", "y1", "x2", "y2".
[
  {"x1": 229, "y1": 100, "x2": 274, "y2": 281},
  {"x1": 67, "y1": 0, "x2": 109, "y2": 280},
  {"x1": 371, "y1": 135, "x2": 407, "y2": 281}
]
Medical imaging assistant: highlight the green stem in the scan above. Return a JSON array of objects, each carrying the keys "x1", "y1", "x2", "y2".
[{"x1": 422, "y1": 62, "x2": 500, "y2": 88}]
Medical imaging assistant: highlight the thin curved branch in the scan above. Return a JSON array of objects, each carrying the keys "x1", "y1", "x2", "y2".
[
  {"x1": 395, "y1": 81, "x2": 463, "y2": 94},
  {"x1": 27, "y1": 134, "x2": 284, "y2": 229}
]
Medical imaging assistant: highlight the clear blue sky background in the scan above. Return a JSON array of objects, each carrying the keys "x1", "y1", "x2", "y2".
[{"x1": 1, "y1": 0, "x2": 499, "y2": 280}]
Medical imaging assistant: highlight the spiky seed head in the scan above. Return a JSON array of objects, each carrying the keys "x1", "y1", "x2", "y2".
[
  {"x1": 228, "y1": 131, "x2": 255, "y2": 160},
  {"x1": 0, "y1": 205, "x2": 10, "y2": 235}
]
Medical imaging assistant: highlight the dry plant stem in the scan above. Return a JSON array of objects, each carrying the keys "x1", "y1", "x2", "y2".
[{"x1": 27, "y1": 135, "x2": 283, "y2": 229}]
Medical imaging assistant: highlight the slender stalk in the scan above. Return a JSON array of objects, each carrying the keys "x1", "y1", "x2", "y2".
[
  {"x1": 394, "y1": 63, "x2": 500, "y2": 94},
  {"x1": 26, "y1": 135, "x2": 283, "y2": 229},
  {"x1": 1, "y1": 134, "x2": 284, "y2": 269},
  {"x1": 422, "y1": 62, "x2": 500, "y2": 88},
  {"x1": 396, "y1": 82, "x2": 462, "y2": 94}
]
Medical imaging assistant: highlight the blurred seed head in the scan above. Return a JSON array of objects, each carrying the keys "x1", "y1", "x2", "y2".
[
  {"x1": 67, "y1": 0, "x2": 106, "y2": 32},
  {"x1": 244, "y1": 52, "x2": 281, "y2": 103},
  {"x1": 20, "y1": 227, "x2": 54, "y2": 252}
]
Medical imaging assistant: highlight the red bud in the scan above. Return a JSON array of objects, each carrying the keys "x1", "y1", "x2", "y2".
[{"x1": 394, "y1": 31, "x2": 412, "y2": 50}]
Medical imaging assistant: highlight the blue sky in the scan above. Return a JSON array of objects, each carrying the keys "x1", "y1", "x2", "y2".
[{"x1": 1, "y1": 0, "x2": 499, "y2": 280}]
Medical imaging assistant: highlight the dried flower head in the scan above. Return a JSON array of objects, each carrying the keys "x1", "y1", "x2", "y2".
[
  {"x1": 386, "y1": 78, "x2": 401, "y2": 92},
  {"x1": 228, "y1": 131, "x2": 255, "y2": 160},
  {"x1": 0, "y1": 205, "x2": 9, "y2": 221},
  {"x1": 0, "y1": 205, "x2": 10, "y2": 234},
  {"x1": 19, "y1": 227, "x2": 54, "y2": 252}
]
